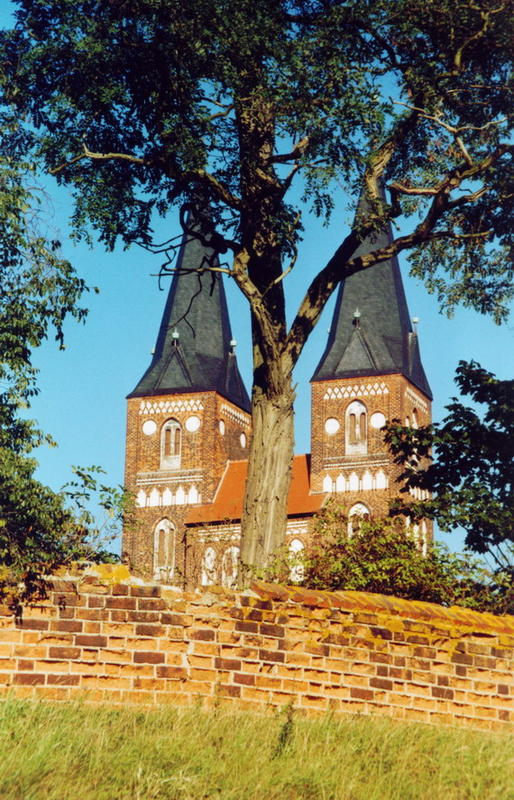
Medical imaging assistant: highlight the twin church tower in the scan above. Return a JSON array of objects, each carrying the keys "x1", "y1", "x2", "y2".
[{"x1": 123, "y1": 200, "x2": 432, "y2": 587}]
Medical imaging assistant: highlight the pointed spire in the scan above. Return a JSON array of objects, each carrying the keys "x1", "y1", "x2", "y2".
[
  {"x1": 128, "y1": 210, "x2": 251, "y2": 411},
  {"x1": 311, "y1": 188, "x2": 432, "y2": 399}
]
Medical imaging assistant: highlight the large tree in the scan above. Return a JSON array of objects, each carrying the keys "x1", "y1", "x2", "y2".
[{"x1": 3, "y1": 0, "x2": 512, "y2": 571}]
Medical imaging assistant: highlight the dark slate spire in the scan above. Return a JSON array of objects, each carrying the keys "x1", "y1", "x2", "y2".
[
  {"x1": 311, "y1": 192, "x2": 432, "y2": 399},
  {"x1": 128, "y1": 214, "x2": 251, "y2": 411}
]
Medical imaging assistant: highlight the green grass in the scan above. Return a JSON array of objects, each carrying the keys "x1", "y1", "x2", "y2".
[{"x1": 0, "y1": 699, "x2": 512, "y2": 800}]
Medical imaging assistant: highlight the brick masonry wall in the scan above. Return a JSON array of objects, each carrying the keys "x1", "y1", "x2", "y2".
[{"x1": 0, "y1": 574, "x2": 512, "y2": 731}]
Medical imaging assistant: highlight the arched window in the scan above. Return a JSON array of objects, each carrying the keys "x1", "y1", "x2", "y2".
[
  {"x1": 362, "y1": 470, "x2": 373, "y2": 491},
  {"x1": 161, "y1": 419, "x2": 181, "y2": 469},
  {"x1": 288, "y1": 538, "x2": 305, "y2": 583},
  {"x1": 345, "y1": 401, "x2": 367, "y2": 454},
  {"x1": 375, "y1": 469, "x2": 387, "y2": 490},
  {"x1": 153, "y1": 519, "x2": 175, "y2": 581},
  {"x1": 201, "y1": 546, "x2": 217, "y2": 586},
  {"x1": 222, "y1": 546, "x2": 240, "y2": 589},
  {"x1": 347, "y1": 502, "x2": 370, "y2": 537},
  {"x1": 322, "y1": 475, "x2": 334, "y2": 493},
  {"x1": 335, "y1": 474, "x2": 345, "y2": 492}
]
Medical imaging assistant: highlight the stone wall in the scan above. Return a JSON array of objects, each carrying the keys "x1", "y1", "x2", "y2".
[{"x1": 0, "y1": 573, "x2": 512, "y2": 730}]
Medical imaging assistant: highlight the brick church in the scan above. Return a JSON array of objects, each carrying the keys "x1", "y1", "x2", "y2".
[{"x1": 123, "y1": 203, "x2": 432, "y2": 588}]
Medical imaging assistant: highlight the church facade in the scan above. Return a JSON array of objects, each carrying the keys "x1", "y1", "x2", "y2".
[{"x1": 122, "y1": 204, "x2": 432, "y2": 588}]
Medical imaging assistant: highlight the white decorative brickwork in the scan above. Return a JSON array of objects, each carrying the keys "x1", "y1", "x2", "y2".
[
  {"x1": 405, "y1": 386, "x2": 429, "y2": 412},
  {"x1": 197, "y1": 524, "x2": 241, "y2": 543},
  {"x1": 323, "y1": 382, "x2": 389, "y2": 400},
  {"x1": 220, "y1": 403, "x2": 251, "y2": 428},
  {"x1": 139, "y1": 398, "x2": 205, "y2": 415},
  {"x1": 136, "y1": 469, "x2": 203, "y2": 487},
  {"x1": 286, "y1": 519, "x2": 309, "y2": 539}
]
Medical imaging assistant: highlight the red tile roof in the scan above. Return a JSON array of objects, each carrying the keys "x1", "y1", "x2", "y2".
[{"x1": 185, "y1": 454, "x2": 325, "y2": 525}]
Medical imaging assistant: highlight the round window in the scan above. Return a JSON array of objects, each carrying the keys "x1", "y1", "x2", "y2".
[
  {"x1": 324, "y1": 417, "x2": 340, "y2": 435},
  {"x1": 185, "y1": 415, "x2": 201, "y2": 433},
  {"x1": 240, "y1": 432, "x2": 247, "y2": 448},
  {"x1": 142, "y1": 420, "x2": 157, "y2": 436},
  {"x1": 370, "y1": 412, "x2": 387, "y2": 429}
]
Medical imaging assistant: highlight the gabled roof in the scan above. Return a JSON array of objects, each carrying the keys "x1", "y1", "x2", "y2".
[
  {"x1": 312, "y1": 192, "x2": 432, "y2": 399},
  {"x1": 185, "y1": 454, "x2": 325, "y2": 525},
  {"x1": 128, "y1": 213, "x2": 251, "y2": 412}
]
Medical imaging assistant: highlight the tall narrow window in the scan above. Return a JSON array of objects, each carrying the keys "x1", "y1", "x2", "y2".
[
  {"x1": 222, "y1": 546, "x2": 240, "y2": 589},
  {"x1": 161, "y1": 419, "x2": 181, "y2": 469},
  {"x1": 153, "y1": 519, "x2": 175, "y2": 581},
  {"x1": 201, "y1": 547, "x2": 217, "y2": 586},
  {"x1": 347, "y1": 502, "x2": 370, "y2": 537},
  {"x1": 345, "y1": 401, "x2": 367, "y2": 454}
]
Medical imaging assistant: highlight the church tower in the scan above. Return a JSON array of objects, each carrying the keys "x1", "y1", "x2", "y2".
[
  {"x1": 310, "y1": 195, "x2": 432, "y2": 537},
  {"x1": 123, "y1": 216, "x2": 251, "y2": 582}
]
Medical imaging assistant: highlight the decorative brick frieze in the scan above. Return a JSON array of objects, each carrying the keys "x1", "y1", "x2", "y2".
[
  {"x1": 139, "y1": 399, "x2": 205, "y2": 415},
  {"x1": 405, "y1": 386, "x2": 429, "y2": 412},
  {"x1": 323, "y1": 382, "x2": 390, "y2": 400}
]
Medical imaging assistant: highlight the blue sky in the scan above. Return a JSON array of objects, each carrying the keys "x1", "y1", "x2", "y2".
[{"x1": 2, "y1": 4, "x2": 513, "y2": 554}]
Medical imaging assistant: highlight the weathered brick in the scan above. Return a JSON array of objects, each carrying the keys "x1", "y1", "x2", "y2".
[
  {"x1": 190, "y1": 629, "x2": 215, "y2": 641},
  {"x1": 233, "y1": 672, "x2": 255, "y2": 686},
  {"x1": 106, "y1": 597, "x2": 137, "y2": 610},
  {"x1": 432, "y1": 686, "x2": 454, "y2": 700},
  {"x1": 50, "y1": 620, "x2": 83, "y2": 633},
  {"x1": 13, "y1": 673, "x2": 46, "y2": 685},
  {"x1": 259, "y1": 649, "x2": 285, "y2": 664},
  {"x1": 161, "y1": 612, "x2": 193, "y2": 626},
  {"x1": 350, "y1": 687, "x2": 374, "y2": 701},
  {"x1": 15, "y1": 619, "x2": 49, "y2": 631},
  {"x1": 235, "y1": 621, "x2": 259, "y2": 634},
  {"x1": 370, "y1": 677, "x2": 393, "y2": 691},
  {"x1": 48, "y1": 647, "x2": 81, "y2": 660},
  {"x1": 135, "y1": 624, "x2": 164, "y2": 637},
  {"x1": 138, "y1": 598, "x2": 167, "y2": 611},
  {"x1": 75, "y1": 635, "x2": 107, "y2": 648},
  {"x1": 156, "y1": 666, "x2": 187, "y2": 679},
  {"x1": 130, "y1": 586, "x2": 161, "y2": 598},
  {"x1": 47, "y1": 674, "x2": 80, "y2": 686},
  {"x1": 133, "y1": 651, "x2": 165, "y2": 664}
]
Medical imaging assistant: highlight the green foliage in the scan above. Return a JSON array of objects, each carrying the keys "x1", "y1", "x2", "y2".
[
  {"x1": 384, "y1": 361, "x2": 514, "y2": 568},
  {"x1": 0, "y1": 125, "x2": 126, "y2": 602},
  {"x1": 2, "y1": 0, "x2": 513, "y2": 319},
  {"x1": 265, "y1": 501, "x2": 513, "y2": 614},
  {"x1": 0, "y1": 700, "x2": 512, "y2": 800}
]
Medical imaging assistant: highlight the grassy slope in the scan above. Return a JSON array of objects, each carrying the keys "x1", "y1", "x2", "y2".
[{"x1": 0, "y1": 699, "x2": 512, "y2": 800}]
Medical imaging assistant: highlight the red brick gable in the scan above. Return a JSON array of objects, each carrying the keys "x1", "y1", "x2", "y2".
[{"x1": 185, "y1": 453, "x2": 325, "y2": 525}]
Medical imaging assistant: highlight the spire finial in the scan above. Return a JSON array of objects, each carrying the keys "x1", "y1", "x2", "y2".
[{"x1": 353, "y1": 307, "x2": 361, "y2": 327}]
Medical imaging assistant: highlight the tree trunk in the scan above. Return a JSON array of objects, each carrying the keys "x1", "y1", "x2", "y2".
[{"x1": 240, "y1": 374, "x2": 295, "y2": 580}]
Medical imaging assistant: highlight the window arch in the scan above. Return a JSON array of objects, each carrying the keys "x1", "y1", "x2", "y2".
[
  {"x1": 347, "y1": 502, "x2": 370, "y2": 537},
  {"x1": 288, "y1": 538, "x2": 305, "y2": 583},
  {"x1": 161, "y1": 419, "x2": 181, "y2": 469},
  {"x1": 153, "y1": 519, "x2": 175, "y2": 581},
  {"x1": 201, "y1": 546, "x2": 217, "y2": 586},
  {"x1": 222, "y1": 546, "x2": 240, "y2": 589},
  {"x1": 345, "y1": 400, "x2": 367, "y2": 454}
]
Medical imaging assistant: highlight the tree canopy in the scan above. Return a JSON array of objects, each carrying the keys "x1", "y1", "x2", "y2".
[
  {"x1": 385, "y1": 360, "x2": 514, "y2": 571},
  {"x1": 2, "y1": 0, "x2": 513, "y2": 568},
  {"x1": 0, "y1": 120, "x2": 125, "y2": 601}
]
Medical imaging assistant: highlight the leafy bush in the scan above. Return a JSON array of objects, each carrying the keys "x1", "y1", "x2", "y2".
[{"x1": 264, "y1": 501, "x2": 514, "y2": 614}]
